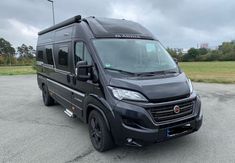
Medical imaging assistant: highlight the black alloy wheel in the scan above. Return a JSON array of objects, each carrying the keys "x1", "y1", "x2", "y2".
[{"x1": 88, "y1": 110, "x2": 114, "y2": 152}]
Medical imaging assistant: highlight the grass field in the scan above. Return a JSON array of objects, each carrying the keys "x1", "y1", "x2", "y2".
[
  {"x1": 0, "y1": 62, "x2": 235, "y2": 83},
  {"x1": 0, "y1": 66, "x2": 36, "y2": 75},
  {"x1": 180, "y1": 61, "x2": 235, "y2": 84}
]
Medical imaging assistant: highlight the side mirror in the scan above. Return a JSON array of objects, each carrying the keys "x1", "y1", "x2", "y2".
[
  {"x1": 76, "y1": 61, "x2": 92, "y2": 81},
  {"x1": 173, "y1": 58, "x2": 178, "y2": 64}
]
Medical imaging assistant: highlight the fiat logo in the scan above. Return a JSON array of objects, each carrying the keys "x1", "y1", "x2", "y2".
[{"x1": 173, "y1": 105, "x2": 180, "y2": 114}]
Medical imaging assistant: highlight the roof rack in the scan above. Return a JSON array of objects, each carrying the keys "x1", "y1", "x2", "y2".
[{"x1": 38, "y1": 15, "x2": 82, "y2": 35}]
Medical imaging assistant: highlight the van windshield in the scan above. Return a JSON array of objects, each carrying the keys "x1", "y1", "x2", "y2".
[{"x1": 93, "y1": 39, "x2": 179, "y2": 75}]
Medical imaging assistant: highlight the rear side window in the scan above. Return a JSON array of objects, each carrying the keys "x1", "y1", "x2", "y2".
[
  {"x1": 58, "y1": 47, "x2": 68, "y2": 66},
  {"x1": 37, "y1": 50, "x2": 43, "y2": 61},
  {"x1": 46, "y1": 47, "x2": 54, "y2": 65}
]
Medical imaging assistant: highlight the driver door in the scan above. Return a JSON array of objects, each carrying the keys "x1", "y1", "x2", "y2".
[{"x1": 71, "y1": 41, "x2": 94, "y2": 117}]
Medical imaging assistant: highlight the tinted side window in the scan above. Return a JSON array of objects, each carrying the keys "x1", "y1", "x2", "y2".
[
  {"x1": 75, "y1": 42, "x2": 92, "y2": 65},
  {"x1": 46, "y1": 48, "x2": 54, "y2": 65},
  {"x1": 37, "y1": 50, "x2": 43, "y2": 61},
  {"x1": 58, "y1": 47, "x2": 68, "y2": 66},
  {"x1": 75, "y1": 42, "x2": 83, "y2": 63}
]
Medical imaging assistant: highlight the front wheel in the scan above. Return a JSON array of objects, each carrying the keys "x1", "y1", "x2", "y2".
[{"x1": 88, "y1": 110, "x2": 114, "y2": 152}]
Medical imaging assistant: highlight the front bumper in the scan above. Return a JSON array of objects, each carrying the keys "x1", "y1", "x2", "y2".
[{"x1": 109, "y1": 93, "x2": 203, "y2": 146}]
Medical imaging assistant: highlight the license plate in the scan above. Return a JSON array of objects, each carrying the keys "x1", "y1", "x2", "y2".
[{"x1": 166, "y1": 123, "x2": 191, "y2": 137}]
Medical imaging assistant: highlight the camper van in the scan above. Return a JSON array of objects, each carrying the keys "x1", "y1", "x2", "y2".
[{"x1": 36, "y1": 15, "x2": 202, "y2": 152}]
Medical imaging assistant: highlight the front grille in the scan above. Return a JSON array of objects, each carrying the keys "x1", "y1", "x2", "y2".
[{"x1": 149, "y1": 101, "x2": 194, "y2": 123}]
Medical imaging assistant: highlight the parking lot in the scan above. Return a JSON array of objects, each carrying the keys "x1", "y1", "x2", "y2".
[{"x1": 0, "y1": 75, "x2": 235, "y2": 163}]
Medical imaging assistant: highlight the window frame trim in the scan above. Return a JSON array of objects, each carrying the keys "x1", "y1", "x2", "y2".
[{"x1": 74, "y1": 41, "x2": 93, "y2": 67}]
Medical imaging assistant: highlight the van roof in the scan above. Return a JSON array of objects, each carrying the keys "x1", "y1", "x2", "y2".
[{"x1": 38, "y1": 15, "x2": 155, "y2": 40}]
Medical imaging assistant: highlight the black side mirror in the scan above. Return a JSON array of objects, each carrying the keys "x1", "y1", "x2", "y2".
[
  {"x1": 76, "y1": 61, "x2": 92, "y2": 81},
  {"x1": 173, "y1": 58, "x2": 178, "y2": 64}
]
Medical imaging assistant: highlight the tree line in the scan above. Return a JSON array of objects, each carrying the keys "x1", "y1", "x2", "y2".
[
  {"x1": 168, "y1": 41, "x2": 235, "y2": 62},
  {"x1": 0, "y1": 37, "x2": 35, "y2": 66}
]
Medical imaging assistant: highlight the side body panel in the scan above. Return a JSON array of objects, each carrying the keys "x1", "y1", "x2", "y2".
[{"x1": 36, "y1": 22, "x2": 108, "y2": 122}]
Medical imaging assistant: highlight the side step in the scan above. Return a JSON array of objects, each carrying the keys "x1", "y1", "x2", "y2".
[{"x1": 64, "y1": 109, "x2": 74, "y2": 118}]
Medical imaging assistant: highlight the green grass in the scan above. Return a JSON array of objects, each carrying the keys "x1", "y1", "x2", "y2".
[
  {"x1": 0, "y1": 62, "x2": 235, "y2": 83},
  {"x1": 180, "y1": 61, "x2": 235, "y2": 84},
  {"x1": 0, "y1": 66, "x2": 36, "y2": 75}
]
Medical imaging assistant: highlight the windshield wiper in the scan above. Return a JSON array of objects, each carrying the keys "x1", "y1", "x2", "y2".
[
  {"x1": 137, "y1": 70, "x2": 178, "y2": 77},
  {"x1": 163, "y1": 69, "x2": 179, "y2": 74},
  {"x1": 104, "y1": 67, "x2": 137, "y2": 76},
  {"x1": 136, "y1": 71, "x2": 165, "y2": 77}
]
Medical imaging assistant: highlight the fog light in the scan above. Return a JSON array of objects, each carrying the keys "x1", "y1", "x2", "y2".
[{"x1": 122, "y1": 117, "x2": 146, "y2": 129}]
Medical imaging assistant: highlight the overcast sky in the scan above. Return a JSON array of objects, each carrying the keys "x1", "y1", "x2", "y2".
[{"x1": 0, "y1": 0, "x2": 235, "y2": 49}]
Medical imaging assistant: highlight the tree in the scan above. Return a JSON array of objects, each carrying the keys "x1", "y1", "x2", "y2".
[
  {"x1": 217, "y1": 42, "x2": 235, "y2": 61},
  {"x1": 198, "y1": 48, "x2": 208, "y2": 56},
  {"x1": 17, "y1": 44, "x2": 35, "y2": 59},
  {"x1": 166, "y1": 48, "x2": 183, "y2": 61},
  {"x1": 187, "y1": 48, "x2": 199, "y2": 58},
  {"x1": 0, "y1": 38, "x2": 15, "y2": 65},
  {"x1": 0, "y1": 38, "x2": 15, "y2": 56},
  {"x1": 219, "y1": 42, "x2": 233, "y2": 53},
  {"x1": 182, "y1": 48, "x2": 199, "y2": 61}
]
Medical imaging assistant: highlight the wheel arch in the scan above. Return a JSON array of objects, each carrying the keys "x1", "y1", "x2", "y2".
[
  {"x1": 86, "y1": 104, "x2": 110, "y2": 131},
  {"x1": 84, "y1": 94, "x2": 115, "y2": 131},
  {"x1": 37, "y1": 74, "x2": 47, "y2": 90}
]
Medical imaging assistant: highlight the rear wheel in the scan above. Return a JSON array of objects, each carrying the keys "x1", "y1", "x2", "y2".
[
  {"x1": 88, "y1": 110, "x2": 114, "y2": 152},
  {"x1": 42, "y1": 84, "x2": 54, "y2": 106}
]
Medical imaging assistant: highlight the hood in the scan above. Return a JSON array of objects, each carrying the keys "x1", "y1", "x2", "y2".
[{"x1": 109, "y1": 73, "x2": 190, "y2": 102}]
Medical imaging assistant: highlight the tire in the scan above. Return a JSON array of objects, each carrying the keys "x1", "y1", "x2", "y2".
[
  {"x1": 88, "y1": 110, "x2": 114, "y2": 152},
  {"x1": 42, "y1": 84, "x2": 54, "y2": 106}
]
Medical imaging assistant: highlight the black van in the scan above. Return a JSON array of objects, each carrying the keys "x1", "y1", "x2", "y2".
[{"x1": 36, "y1": 15, "x2": 202, "y2": 152}]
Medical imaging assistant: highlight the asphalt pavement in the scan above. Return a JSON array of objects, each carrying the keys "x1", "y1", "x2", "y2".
[{"x1": 0, "y1": 75, "x2": 235, "y2": 163}]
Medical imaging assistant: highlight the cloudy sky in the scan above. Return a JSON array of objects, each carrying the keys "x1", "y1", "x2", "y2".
[{"x1": 0, "y1": 0, "x2": 235, "y2": 49}]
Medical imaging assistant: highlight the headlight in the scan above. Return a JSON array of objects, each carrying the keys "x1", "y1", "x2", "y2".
[
  {"x1": 108, "y1": 86, "x2": 148, "y2": 102},
  {"x1": 187, "y1": 78, "x2": 193, "y2": 94}
]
